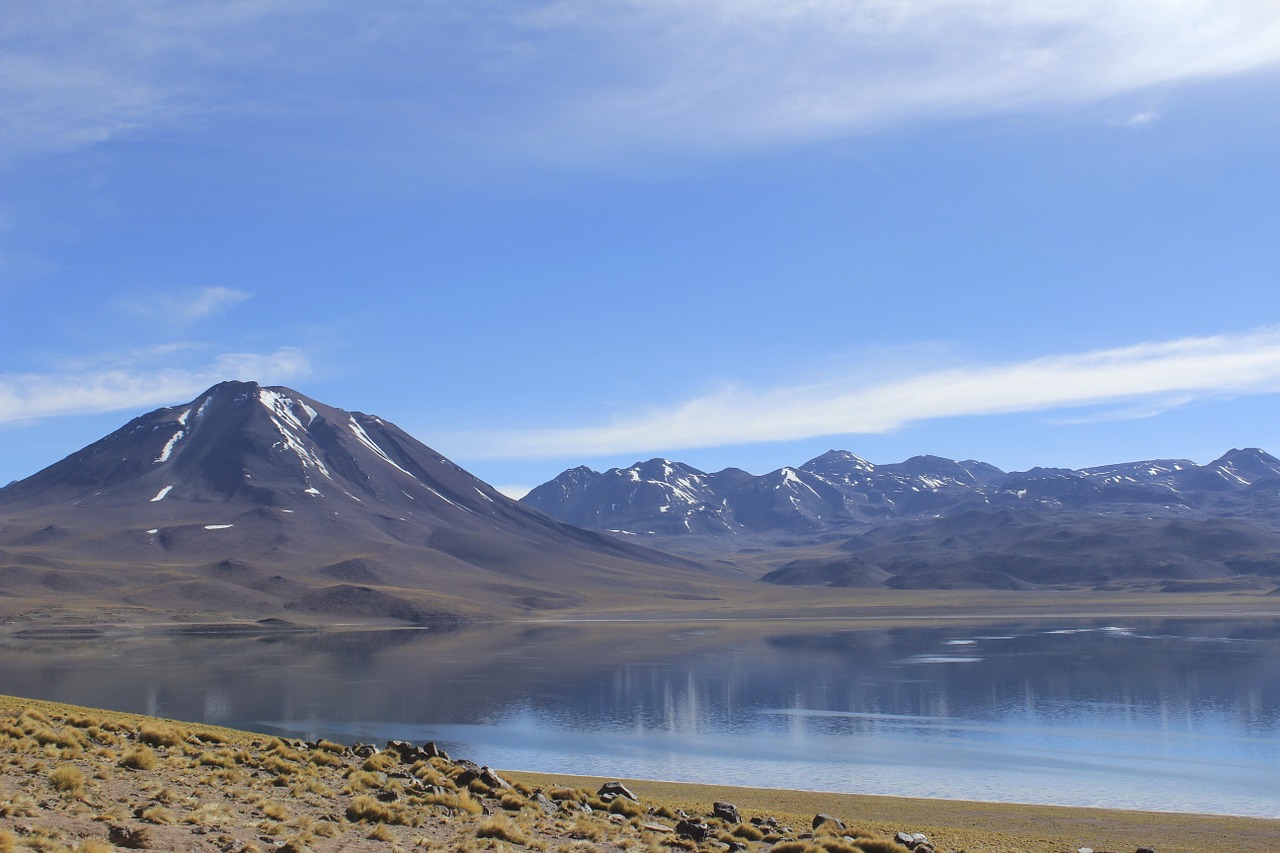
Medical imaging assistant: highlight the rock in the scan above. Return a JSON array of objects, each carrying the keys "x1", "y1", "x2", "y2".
[
  {"x1": 675, "y1": 819, "x2": 712, "y2": 841},
  {"x1": 713, "y1": 801, "x2": 741, "y2": 823},
  {"x1": 454, "y1": 759, "x2": 484, "y2": 786},
  {"x1": 598, "y1": 780, "x2": 639, "y2": 801},
  {"x1": 422, "y1": 741, "x2": 449, "y2": 760},
  {"x1": 1135, "y1": 848, "x2": 1156, "y2": 853},
  {"x1": 108, "y1": 825, "x2": 152, "y2": 849},
  {"x1": 813, "y1": 813, "x2": 846, "y2": 831},
  {"x1": 1077, "y1": 848, "x2": 1093, "y2": 853},
  {"x1": 642, "y1": 822, "x2": 675, "y2": 834},
  {"x1": 479, "y1": 766, "x2": 510, "y2": 790},
  {"x1": 350, "y1": 743, "x2": 378, "y2": 759},
  {"x1": 533, "y1": 792, "x2": 559, "y2": 816},
  {"x1": 896, "y1": 831, "x2": 932, "y2": 850},
  {"x1": 385, "y1": 739, "x2": 421, "y2": 762}
]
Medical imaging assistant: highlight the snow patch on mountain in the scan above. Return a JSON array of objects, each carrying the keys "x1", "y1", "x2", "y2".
[
  {"x1": 348, "y1": 417, "x2": 412, "y2": 476},
  {"x1": 155, "y1": 429, "x2": 184, "y2": 463}
]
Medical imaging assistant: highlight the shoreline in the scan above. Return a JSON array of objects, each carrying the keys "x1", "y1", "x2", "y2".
[{"x1": 2, "y1": 694, "x2": 1277, "y2": 853}]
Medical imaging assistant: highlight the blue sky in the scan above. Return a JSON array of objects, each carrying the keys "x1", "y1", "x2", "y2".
[{"x1": 3, "y1": 1, "x2": 1280, "y2": 496}]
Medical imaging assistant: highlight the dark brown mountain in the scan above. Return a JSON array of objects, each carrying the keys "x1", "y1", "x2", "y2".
[
  {"x1": 524, "y1": 448, "x2": 1280, "y2": 593},
  {"x1": 0, "y1": 381, "x2": 729, "y2": 624}
]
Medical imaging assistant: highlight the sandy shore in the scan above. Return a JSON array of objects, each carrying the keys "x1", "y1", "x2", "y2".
[{"x1": 2, "y1": 694, "x2": 1277, "y2": 853}]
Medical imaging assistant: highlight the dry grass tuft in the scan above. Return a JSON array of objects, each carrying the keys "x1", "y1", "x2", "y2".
[
  {"x1": 853, "y1": 840, "x2": 911, "y2": 853},
  {"x1": 137, "y1": 723, "x2": 182, "y2": 747},
  {"x1": 0, "y1": 829, "x2": 14, "y2": 853},
  {"x1": 368, "y1": 822, "x2": 396, "y2": 842},
  {"x1": 422, "y1": 791, "x2": 484, "y2": 816},
  {"x1": 262, "y1": 801, "x2": 291, "y2": 821},
  {"x1": 199, "y1": 750, "x2": 235, "y2": 768},
  {"x1": 347, "y1": 794, "x2": 411, "y2": 826},
  {"x1": 476, "y1": 815, "x2": 530, "y2": 845},
  {"x1": 74, "y1": 840, "x2": 115, "y2": 853},
  {"x1": 49, "y1": 763, "x2": 86, "y2": 798},
  {"x1": 608, "y1": 797, "x2": 643, "y2": 818}
]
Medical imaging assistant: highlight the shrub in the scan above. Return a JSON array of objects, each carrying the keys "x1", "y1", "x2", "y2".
[
  {"x1": 608, "y1": 797, "x2": 643, "y2": 818},
  {"x1": 76, "y1": 840, "x2": 116, "y2": 853},
  {"x1": 199, "y1": 750, "x2": 235, "y2": 768},
  {"x1": 307, "y1": 749, "x2": 343, "y2": 768},
  {"x1": 767, "y1": 843, "x2": 812, "y2": 853},
  {"x1": 139, "y1": 804, "x2": 175, "y2": 824},
  {"x1": 361, "y1": 751, "x2": 398, "y2": 773},
  {"x1": 499, "y1": 792, "x2": 527, "y2": 811},
  {"x1": 854, "y1": 841, "x2": 911, "y2": 853},
  {"x1": 422, "y1": 791, "x2": 484, "y2": 816},
  {"x1": 262, "y1": 801, "x2": 291, "y2": 821},
  {"x1": 476, "y1": 816, "x2": 529, "y2": 845},
  {"x1": 49, "y1": 763, "x2": 86, "y2": 797},
  {"x1": 138, "y1": 723, "x2": 182, "y2": 747},
  {"x1": 347, "y1": 794, "x2": 404, "y2": 825},
  {"x1": 262, "y1": 754, "x2": 300, "y2": 776}
]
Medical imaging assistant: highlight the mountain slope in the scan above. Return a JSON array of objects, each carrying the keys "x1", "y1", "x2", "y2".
[{"x1": 0, "y1": 381, "x2": 727, "y2": 624}]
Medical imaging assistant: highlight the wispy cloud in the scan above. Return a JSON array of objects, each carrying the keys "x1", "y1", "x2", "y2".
[
  {"x1": 1116, "y1": 109, "x2": 1160, "y2": 129},
  {"x1": 124, "y1": 286, "x2": 251, "y2": 325},
  {"x1": 448, "y1": 328, "x2": 1280, "y2": 459},
  {"x1": 0, "y1": 345, "x2": 310, "y2": 424},
  {"x1": 3, "y1": 2, "x2": 1280, "y2": 166}
]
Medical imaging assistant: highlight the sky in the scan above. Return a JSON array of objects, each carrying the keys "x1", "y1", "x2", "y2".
[{"x1": 3, "y1": 1, "x2": 1280, "y2": 497}]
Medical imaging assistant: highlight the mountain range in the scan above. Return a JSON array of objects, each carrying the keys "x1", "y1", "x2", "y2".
[
  {"x1": 2, "y1": 380, "x2": 1278, "y2": 625},
  {"x1": 522, "y1": 449, "x2": 1280, "y2": 593},
  {"x1": 0, "y1": 381, "x2": 727, "y2": 625},
  {"x1": 523, "y1": 449, "x2": 1280, "y2": 536}
]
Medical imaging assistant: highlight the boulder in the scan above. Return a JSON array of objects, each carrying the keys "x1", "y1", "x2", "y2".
[
  {"x1": 532, "y1": 792, "x2": 559, "y2": 816},
  {"x1": 675, "y1": 819, "x2": 711, "y2": 841},
  {"x1": 813, "y1": 813, "x2": 846, "y2": 831},
  {"x1": 713, "y1": 801, "x2": 741, "y2": 823},
  {"x1": 478, "y1": 766, "x2": 510, "y2": 790},
  {"x1": 598, "y1": 780, "x2": 639, "y2": 801}
]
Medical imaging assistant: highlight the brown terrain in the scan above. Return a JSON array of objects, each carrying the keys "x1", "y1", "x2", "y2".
[{"x1": 3, "y1": 695, "x2": 1278, "y2": 853}]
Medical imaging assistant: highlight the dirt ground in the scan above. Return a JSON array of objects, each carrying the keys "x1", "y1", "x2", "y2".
[{"x1": 1, "y1": 694, "x2": 1277, "y2": 853}]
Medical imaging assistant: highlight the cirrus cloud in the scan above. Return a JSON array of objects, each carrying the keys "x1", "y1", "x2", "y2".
[
  {"x1": 0, "y1": 345, "x2": 311, "y2": 425},
  {"x1": 3, "y1": 1, "x2": 1280, "y2": 166},
  {"x1": 447, "y1": 327, "x2": 1280, "y2": 460}
]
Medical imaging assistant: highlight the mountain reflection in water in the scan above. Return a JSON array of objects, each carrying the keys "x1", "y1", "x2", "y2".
[{"x1": 1, "y1": 618, "x2": 1277, "y2": 816}]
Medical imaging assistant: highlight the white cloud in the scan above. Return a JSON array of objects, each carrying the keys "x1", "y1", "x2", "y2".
[
  {"x1": 123, "y1": 286, "x2": 251, "y2": 324},
  {"x1": 1118, "y1": 109, "x2": 1160, "y2": 128},
  {"x1": 448, "y1": 328, "x2": 1280, "y2": 459},
  {"x1": 3, "y1": 1, "x2": 1280, "y2": 165},
  {"x1": 0, "y1": 346, "x2": 310, "y2": 424}
]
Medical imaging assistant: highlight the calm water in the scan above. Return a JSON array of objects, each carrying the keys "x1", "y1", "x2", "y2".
[{"x1": 1, "y1": 618, "x2": 1277, "y2": 816}]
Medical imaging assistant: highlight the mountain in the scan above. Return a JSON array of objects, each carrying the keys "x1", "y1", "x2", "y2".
[
  {"x1": 524, "y1": 448, "x2": 1280, "y2": 540},
  {"x1": 522, "y1": 448, "x2": 1280, "y2": 592},
  {"x1": 0, "y1": 381, "x2": 727, "y2": 625}
]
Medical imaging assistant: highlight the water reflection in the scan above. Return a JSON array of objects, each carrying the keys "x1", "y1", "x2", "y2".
[{"x1": 1, "y1": 618, "x2": 1277, "y2": 815}]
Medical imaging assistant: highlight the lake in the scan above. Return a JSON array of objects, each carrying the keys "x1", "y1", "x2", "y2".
[{"x1": 1, "y1": 617, "x2": 1277, "y2": 816}]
